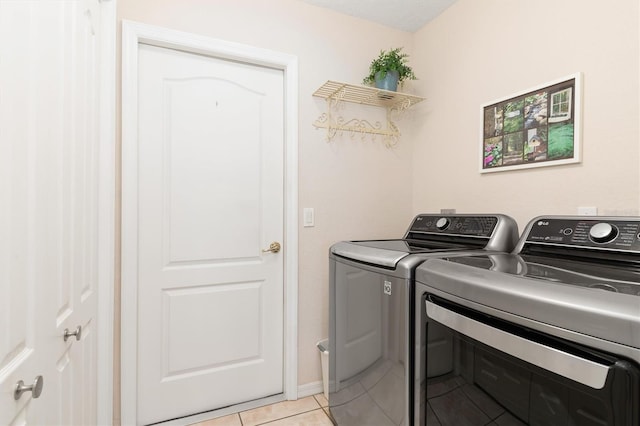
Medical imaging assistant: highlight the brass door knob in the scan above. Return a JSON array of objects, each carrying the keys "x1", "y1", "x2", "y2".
[{"x1": 262, "y1": 242, "x2": 281, "y2": 254}]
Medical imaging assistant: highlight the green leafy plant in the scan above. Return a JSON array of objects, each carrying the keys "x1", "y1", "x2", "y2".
[{"x1": 363, "y1": 47, "x2": 417, "y2": 86}]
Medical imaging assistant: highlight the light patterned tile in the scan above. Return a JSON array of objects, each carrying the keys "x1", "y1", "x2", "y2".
[
  {"x1": 189, "y1": 413, "x2": 242, "y2": 426},
  {"x1": 313, "y1": 393, "x2": 328, "y2": 408},
  {"x1": 263, "y1": 408, "x2": 333, "y2": 426},
  {"x1": 240, "y1": 396, "x2": 320, "y2": 426}
]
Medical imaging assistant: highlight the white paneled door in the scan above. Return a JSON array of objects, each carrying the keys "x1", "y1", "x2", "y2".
[
  {"x1": 0, "y1": 0, "x2": 102, "y2": 424},
  {"x1": 136, "y1": 44, "x2": 285, "y2": 425}
]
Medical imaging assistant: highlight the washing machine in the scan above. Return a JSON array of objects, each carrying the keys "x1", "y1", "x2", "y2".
[
  {"x1": 328, "y1": 214, "x2": 519, "y2": 426},
  {"x1": 414, "y1": 216, "x2": 640, "y2": 425}
]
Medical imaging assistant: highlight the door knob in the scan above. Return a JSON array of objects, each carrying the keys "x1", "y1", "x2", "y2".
[
  {"x1": 64, "y1": 325, "x2": 82, "y2": 342},
  {"x1": 14, "y1": 375, "x2": 44, "y2": 400},
  {"x1": 262, "y1": 242, "x2": 281, "y2": 254}
]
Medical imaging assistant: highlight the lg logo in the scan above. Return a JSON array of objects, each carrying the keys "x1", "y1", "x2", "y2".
[
  {"x1": 537, "y1": 221, "x2": 549, "y2": 226},
  {"x1": 383, "y1": 281, "x2": 392, "y2": 296}
]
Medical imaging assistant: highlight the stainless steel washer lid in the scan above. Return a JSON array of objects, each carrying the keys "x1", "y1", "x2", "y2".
[
  {"x1": 416, "y1": 258, "x2": 640, "y2": 351},
  {"x1": 330, "y1": 214, "x2": 520, "y2": 269},
  {"x1": 330, "y1": 241, "x2": 410, "y2": 268}
]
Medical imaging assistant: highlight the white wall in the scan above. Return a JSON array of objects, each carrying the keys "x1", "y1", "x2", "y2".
[{"x1": 411, "y1": 0, "x2": 640, "y2": 231}]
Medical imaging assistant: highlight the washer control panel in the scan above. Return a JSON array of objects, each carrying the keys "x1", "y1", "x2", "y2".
[
  {"x1": 408, "y1": 215, "x2": 498, "y2": 237},
  {"x1": 526, "y1": 218, "x2": 640, "y2": 251}
]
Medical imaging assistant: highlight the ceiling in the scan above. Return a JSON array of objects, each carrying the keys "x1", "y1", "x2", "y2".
[{"x1": 297, "y1": 0, "x2": 458, "y2": 32}]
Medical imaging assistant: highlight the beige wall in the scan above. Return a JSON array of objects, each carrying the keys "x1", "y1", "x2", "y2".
[
  {"x1": 115, "y1": 0, "x2": 640, "y2": 420},
  {"x1": 411, "y1": 0, "x2": 640, "y2": 231},
  {"x1": 115, "y1": 0, "x2": 415, "y2": 414}
]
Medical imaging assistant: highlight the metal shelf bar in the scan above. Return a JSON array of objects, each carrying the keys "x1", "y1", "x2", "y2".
[
  {"x1": 312, "y1": 80, "x2": 424, "y2": 110},
  {"x1": 312, "y1": 80, "x2": 424, "y2": 146}
]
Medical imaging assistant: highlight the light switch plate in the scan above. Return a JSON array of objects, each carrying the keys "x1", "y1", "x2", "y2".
[{"x1": 303, "y1": 208, "x2": 314, "y2": 227}]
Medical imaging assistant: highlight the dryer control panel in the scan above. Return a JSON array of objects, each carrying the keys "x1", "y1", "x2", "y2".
[
  {"x1": 525, "y1": 217, "x2": 640, "y2": 252},
  {"x1": 407, "y1": 215, "x2": 498, "y2": 237}
]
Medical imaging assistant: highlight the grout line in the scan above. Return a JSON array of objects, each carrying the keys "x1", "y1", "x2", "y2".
[
  {"x1": 312, "y1": 394, "x2": 327, "y2": 408},
  {"x1": 244, "y1": 398, "x2": 325, "y2": 426},
  {"x1": 253, "y1": 408, "x2": 330, "y2": 425},
  {"x1": 196, "y1": 396, "x2": 329, "y2": 426}
]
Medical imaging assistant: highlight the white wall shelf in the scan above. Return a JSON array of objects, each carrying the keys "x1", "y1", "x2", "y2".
[{"x1": 312, "y1": 80, "x2": 425, "y2": 147}]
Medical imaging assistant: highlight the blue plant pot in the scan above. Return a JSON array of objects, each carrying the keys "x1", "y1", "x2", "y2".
[{"x1": 374, "y1": 70, "x2": 399, "y2": 91}]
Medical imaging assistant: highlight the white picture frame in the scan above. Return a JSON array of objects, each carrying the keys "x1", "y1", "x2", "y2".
[{"x1": 480, "y1": 73, "x2": 582, "y2": 173}]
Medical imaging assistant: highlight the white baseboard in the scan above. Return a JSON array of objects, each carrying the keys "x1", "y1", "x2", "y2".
[{"x1": 297, "y1": 381, "x2": 324, "y2": 398}]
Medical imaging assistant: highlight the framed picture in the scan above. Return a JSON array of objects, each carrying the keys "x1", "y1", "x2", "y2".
[{"x1": 480, "y1": 73, "x2": 582, "y2": 173}]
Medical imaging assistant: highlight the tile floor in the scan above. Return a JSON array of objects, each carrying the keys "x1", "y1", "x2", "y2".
[{"x1": 190, "y1": 394, "x2": 333, "y2": 426}]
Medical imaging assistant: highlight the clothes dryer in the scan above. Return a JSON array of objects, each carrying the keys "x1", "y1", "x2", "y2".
[
  {"x1": 328, "y1": 214, "x2": 519, "y2": 426},
  {"x1": 414, "y1": 216, "x2": 640, "y2": 425}
]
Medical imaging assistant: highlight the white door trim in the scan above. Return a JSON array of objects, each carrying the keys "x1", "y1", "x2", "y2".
[
  {"x1": 121, "y1": 20, "x2": 299, "y2": 425},
  {"x1": 97, "y1": 1, "x2": 116, "y2": 425}
]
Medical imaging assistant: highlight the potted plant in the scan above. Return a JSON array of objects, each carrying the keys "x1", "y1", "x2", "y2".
[{"x1": 362, "y1": 47, "x2": 417, "y2": 92}]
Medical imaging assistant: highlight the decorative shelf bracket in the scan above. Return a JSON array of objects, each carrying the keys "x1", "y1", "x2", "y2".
[{"x1": 312, "y1": 80, "x2": 424, "y2": 147}]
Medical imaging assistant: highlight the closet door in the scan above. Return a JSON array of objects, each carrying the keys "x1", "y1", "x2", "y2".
[{"x1": 0, "y1": 1, "x2": 101, "y2": 424}]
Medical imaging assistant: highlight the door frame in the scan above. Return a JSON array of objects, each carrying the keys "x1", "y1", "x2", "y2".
[
  {"x1": 96, "y1": 1, "x2": 116, "y2": 425},
  {"x1": 120, "y1": 20, "x2": 299, "y2": 425}
]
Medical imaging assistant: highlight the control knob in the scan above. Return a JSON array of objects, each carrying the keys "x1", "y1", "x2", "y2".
[
  {"x1": 436, "y1": 217, "x2": 450, "y2": 231},
  {"x1": 589, "y1": 222, "x2": 618, "y2": 243}
]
